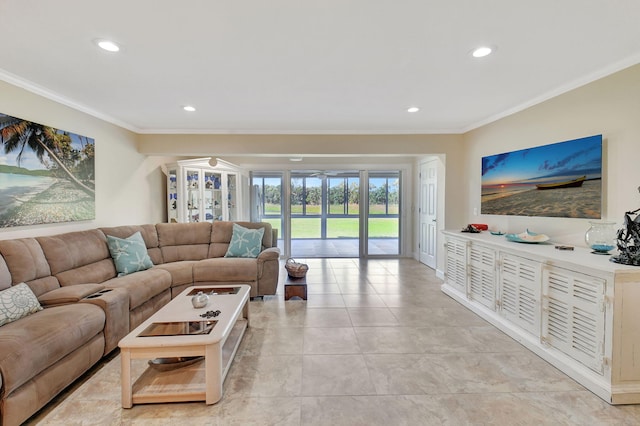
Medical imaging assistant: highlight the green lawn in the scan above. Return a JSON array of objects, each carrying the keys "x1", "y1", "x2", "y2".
[
  {"x1": 261, "y1": 217, "x2": 398, "y2": 238},
  {"x1": 275, "y1": 203, "x2": 398, "y2": 215}
]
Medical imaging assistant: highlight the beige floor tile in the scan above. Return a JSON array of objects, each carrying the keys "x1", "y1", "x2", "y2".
[
  {"x1": 341, "y1": 293, "x2": 387, "y2": 308},
  {"x1": 305, "y1": 283, "x2": 341, "y2": 294},
  {"x1": 303, "y1": 327, "x2": 361, "y2": 354},
  {"x1": 432, "y1": 351, "x2": 584, "y2": 393},
  {"x1": 303, "y1": 271, "x2": 337, "y2": 284},
  {"x1": 304, "y1": 308, "x2": 352, "y2": 327},
  {"x1": 432, "y1": 391, "x2": 640, "y2": 426},
  {"x1": 336, "y1": 281, "x2": 377, "y2": 294},
  {"x1": 364, "y1": 354, "x2": 455, "y2": 395},
  {"x1": 300, "y1": 395, "x2": 456, "y2": 426},
  {"x1": 332, "y1": 269, "x2": 369, "y2": 284},
  {"x1": 364, "y1": 274, "x2": 402, "y2": 284},
  {"x1": 249, "y1": 301, "x2": 307, "y2": 328},
  {"x1": 224, "y1": 355, "x2": 302, "y2": 398},
  {"x1": 238, "y1": 327, "x2": 304, "y2": 356},
  {"x1": 304, "y1": 294, "x2": 345, "y2": 308},
  {"x1": 388, "y1": 305, "x2": 488, "y2": 327},
  {"x1": 203, "y1": 396, "x2": 301, "y2": 426},
  {"x1": 378, "y1": 290, "x2": 462, "y2": 307},
  {"x1": 301, "y1": 355, "x2": 376, "y2": 396},
  {"x1": 347, "y1": 307, "x2": 400, "y2": 326},
  {"x1": 355, "y1": 326, "x2": 426, "y2": 353}
]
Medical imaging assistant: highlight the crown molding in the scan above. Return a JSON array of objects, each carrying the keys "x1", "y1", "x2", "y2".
[
  {"x1": 462, "y1": 52, "x2": 640, "y2": 133},
  {"x1": 0, "y1": 68, "x2": 140, "y2": 133}
]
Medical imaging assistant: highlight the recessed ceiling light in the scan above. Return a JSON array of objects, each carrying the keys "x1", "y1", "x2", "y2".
[
  {"x1": 183, "y1": 106, "x2": 196, "y2": 112},
  {"x1": 407, "y1": 107, "x2": 420, "y2": 113},
  {"x1": 472, "y1": 46, "x2": 493, "y2": 58},
  {"x1": 289, "y1": 157, "x2": 303, "y2": 162},
  {"x1": 95, "y1": 39, "x2": 120, "y2": 52}
]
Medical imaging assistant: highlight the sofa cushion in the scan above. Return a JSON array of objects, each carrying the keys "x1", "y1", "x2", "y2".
[
  {"x1": 100, "y1": 224, "x2": 163, "y2": 265},
  {"x1": 0, "y1": 238, "x2": 56, "y2": 295},
  {"x1": 157, "y1": 222, "x2": 211, "y2": 262},
  {"x1": 153, "y1": 261, "x2": 196, "y2": 287},
  {"x1": 0, "y1": 283, "x2": 43, "y2": 327},
  {"x1": 224, "y1": 223, "x2": 264, "y2": 258},
  {"x1": 37, "y1": 230, "x2": 117, "y2": 286},
  {"x1": 193, "y1": 257, "x2": 258, "y2": 283},
  {"x1": 0, "y1": 303, "x2": 105, "y2": 395},
  {"x1": 106, "y1": 232, "x2": 154, "y2": 276},
  {"x1": 102, "y1": 268, "x2": 171, "y2": 310}
]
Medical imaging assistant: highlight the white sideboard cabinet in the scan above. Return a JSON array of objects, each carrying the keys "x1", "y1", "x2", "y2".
[
  {"x1": 165, "y1": 158, "x2": 245, "y2": 224},
  {"x1": 442, "y1": 230, "x2": 640, "y2": 404}
]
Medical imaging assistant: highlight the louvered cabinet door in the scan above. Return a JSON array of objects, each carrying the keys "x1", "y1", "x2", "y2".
[
  {"x1": 445, "y1": 237, "x2": 468, "y2": 293},
  {"x1": 541, "y1": 265, "x2": 606, "y2": 374},
  {"x1": 498, "y1": 253, "x2": 542, "y2": 337},
  {"x1": 468, "y1": 244, "x2": 496, "y2": 310}
]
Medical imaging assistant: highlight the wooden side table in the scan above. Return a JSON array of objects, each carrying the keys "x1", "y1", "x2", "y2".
[{"x1": 284, "y1": 276, "x2": 307, "y2": 300}]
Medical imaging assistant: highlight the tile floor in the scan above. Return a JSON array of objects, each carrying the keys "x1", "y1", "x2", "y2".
[{"x1": 27, "y1": 259, "x2": 640, "y2": 425}]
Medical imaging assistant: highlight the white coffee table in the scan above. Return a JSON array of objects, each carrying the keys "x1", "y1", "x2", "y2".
[{"x1": 118, "y1": 284, "x2": 250, "y2": 408}]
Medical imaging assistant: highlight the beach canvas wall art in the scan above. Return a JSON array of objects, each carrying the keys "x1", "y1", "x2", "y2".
[
  {"x1": 481, "y1": 135, "x2": 602, "y2": 218},
  {"x1": 0, "y1": 112, "x2": 95, "y2": 228}
]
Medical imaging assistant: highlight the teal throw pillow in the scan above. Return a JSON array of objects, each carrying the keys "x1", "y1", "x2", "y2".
[
  {"x1": 225, "y1": 224, "x2": 265, "y2": 258},
  {"x1": 107, "y1": 231, "x2": 154, "y2": 276},
  {"x1": 0, "y1": 283, "x2": 43, "y2": 327}
]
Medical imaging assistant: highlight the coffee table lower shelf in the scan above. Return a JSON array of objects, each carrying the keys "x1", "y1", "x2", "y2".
[{"x1": 125, "y1": 318, "x2": 247, "y2": 406}]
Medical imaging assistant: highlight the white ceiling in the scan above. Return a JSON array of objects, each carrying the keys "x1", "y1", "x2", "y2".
[{"x1": 2, "y1": 0, "x2": 640, "y2": 135}]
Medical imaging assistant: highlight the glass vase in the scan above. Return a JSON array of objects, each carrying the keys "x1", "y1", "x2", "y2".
[{"x1": 585, "y1": 221, "x2": 617, "y2": 254}]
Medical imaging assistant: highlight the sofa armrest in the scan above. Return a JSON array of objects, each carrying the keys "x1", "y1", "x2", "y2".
[
  {"x1": 257, "y1": 247, "x2": 280, "y2": 262},
  {"x1": 38, "y1": 284, "x2": 105, "y2": 307},
  {"x1": 256, "y1": 247, "x2": 280, "y2": 296},
  {"x1": 79, "y1": 288, "x2": 129, "y2": 354}
]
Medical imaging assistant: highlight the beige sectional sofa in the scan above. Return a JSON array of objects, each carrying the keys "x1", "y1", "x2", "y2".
[{"x1": 0, "y1": 221, "x2": 279, "y2": 426}]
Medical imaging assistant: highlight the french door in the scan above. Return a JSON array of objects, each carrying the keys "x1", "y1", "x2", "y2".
[{"x1": 251, "y1": 170, "x2": 401, "y2": 258}]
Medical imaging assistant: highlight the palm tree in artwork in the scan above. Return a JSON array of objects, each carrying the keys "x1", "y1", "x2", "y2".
[{"x1": 0, "y1": 114, "x2": 95, "y2": 195}]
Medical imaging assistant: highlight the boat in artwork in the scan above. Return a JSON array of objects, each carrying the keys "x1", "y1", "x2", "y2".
[{"x1": 535, "y1": 175, "x2": 586, "y2": 190}]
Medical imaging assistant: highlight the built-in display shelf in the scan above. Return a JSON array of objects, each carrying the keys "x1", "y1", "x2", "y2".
[{"x1": 442, "y1": 230, "x2": 640, "y2": 404}]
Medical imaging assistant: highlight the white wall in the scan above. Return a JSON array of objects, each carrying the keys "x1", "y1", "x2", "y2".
[
  {"x1": 0, "y1": 81, "x2": 175, "y2": 240},
  {"x1": 463, "y1": 64, "x2": 640, "y2": 247}
]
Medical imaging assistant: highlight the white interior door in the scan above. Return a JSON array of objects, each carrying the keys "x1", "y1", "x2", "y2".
[{"x1": 419, "y1": 160, "x2": 437, "y2": 268}]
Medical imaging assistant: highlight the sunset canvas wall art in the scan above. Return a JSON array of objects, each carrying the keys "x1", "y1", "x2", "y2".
[{"x1": 481, "y1": 135, "x2": 602, "y2": 218}]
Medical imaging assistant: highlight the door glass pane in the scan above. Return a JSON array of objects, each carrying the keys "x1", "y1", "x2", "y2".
[
  {"x1": 328, "y1": 177, "x2": 347, "y2": 214},
  {"x1": 290, "y1": 177, "x2": 304, "y2": 216},
  {"x1": 291, "y1": 176, "x2": 321, "y2": 240},
  {"x1": 251, "y1": 174, "x2": 283, "y2": 251},
  {"x1": 368, "y1": 173, "x2": 400, "y2": 255},
  {"x1": 264, "y1": 177, "x2": 282, "y2": 215},
  {"x1": 327, "y1": 176, "x2": 360, "y2": 245},
  {"x1": 304, "y1": 177, "x2": 322, "y2": 216}
]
